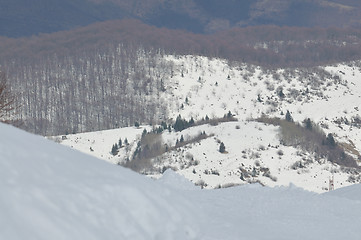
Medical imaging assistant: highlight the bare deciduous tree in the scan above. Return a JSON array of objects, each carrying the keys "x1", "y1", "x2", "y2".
[{"x1": 0, "y1": 71, "x2": 16, "y2": 123}]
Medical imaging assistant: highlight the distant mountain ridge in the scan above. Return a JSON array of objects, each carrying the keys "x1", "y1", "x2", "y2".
[
  {"x1": 0, "y1": 0, "x2": 129, "y2": 37},
  {"x1": 2, "y1": 0, "x2": 361, "y2": 37}
]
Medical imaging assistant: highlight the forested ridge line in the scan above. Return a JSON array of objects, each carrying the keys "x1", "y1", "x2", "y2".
[
  {"x1": 2, "y1": 19, "x2": 361, "y2": 67},
  {"x1": 3, "y1": 19, "x2": 361, "y2": 135}
]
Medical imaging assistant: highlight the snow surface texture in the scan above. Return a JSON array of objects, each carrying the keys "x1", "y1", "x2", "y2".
[
  {"x1": 57, "y1": 56, "x2": 361, "y2": 193},
  {"x1": 2, "y1": 123, "x2": 361, "y2": 240},
  {"x1": 0, "y1": 123, "x2": 198, "y2": 240}
]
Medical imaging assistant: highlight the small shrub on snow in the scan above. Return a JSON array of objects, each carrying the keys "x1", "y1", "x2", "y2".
[
  {"x1": 195, "y1": 180, "x2": 207, "y2": 189},
  {"x1": 211, "y1": 169, "x2": 220, "y2": 176},
  {"x1": 250, "y1": 152, "x2": 260, "y2": 159},
  {"x1": 291, "y1": 161, "x2": 305, "y2": 170}
]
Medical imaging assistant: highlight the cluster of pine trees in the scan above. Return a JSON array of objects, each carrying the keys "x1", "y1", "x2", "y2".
[{"x1": 111, "y1": 137, "x2": 129, "y2": 156}]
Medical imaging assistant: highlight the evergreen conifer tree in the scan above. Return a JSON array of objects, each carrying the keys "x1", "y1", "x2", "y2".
[
  {"x1": 219, "y1": 142, "x2": 226, "y2": 153},
  {"x1": 111, "y1": 143, "x2": 119, "y2": 156},
  {"x1": 189, "y1": 117, "x2": 195, "y2": 126},
  {"x1": 278, "y1": 87, "x2": 285, "y2": 98},
  {"x1": 227, "y1": 111, "x2": 233, "y2": 119},
  {"x1": 285, "y1": 110, "x2": 293, "y2": 122},
  {"x1": 174, "y1": 115, "x2": 186, "y2": 132}
]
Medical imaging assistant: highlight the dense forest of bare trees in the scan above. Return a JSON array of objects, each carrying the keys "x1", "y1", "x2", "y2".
[
  {"x1": 3, "y1": 44, "x2": 172, "y2": 135},
  {"x1": 2, "y1": 20, "x2": 361, "y2": 135},
  {"x1": 0, "y1": 71, "x2": 17, "y2": 123}
]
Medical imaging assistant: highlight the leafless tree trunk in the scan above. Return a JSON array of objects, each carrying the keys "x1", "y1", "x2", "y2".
[{"x1": 0, "y1": 71, "x2": 16, "y2": 123}]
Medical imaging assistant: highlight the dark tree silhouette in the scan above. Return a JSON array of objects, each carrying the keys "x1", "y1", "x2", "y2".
[
  {"x1": 285, "y1": 110, "x2": 293, "y2": 122},
  {"x1": 111, "y1": 143, "x2": 119, "y2": 156},
  {"x1": 219, "y1": 142, "x2": 226, "y2": 153}
]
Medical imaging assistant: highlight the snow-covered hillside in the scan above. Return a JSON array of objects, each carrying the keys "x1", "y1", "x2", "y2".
[
  {"x1": 2, "y1": 123, "x2": 361, "y2": 239},
  {"x1": 56, "y1": 55, "x2": 361, "y2": 193},
  {"x1": 0, "y1": 123, "x2": 198, "y2": 240}
]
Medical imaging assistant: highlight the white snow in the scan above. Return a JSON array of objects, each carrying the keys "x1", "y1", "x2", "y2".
[
  {"x1": 0, "y1": 123, "x2": 199, "y2": 240},
  {"x1": 58, "y1": 119, "x2": 358, "y2": 193},
  {"x1": 2, "y1": 122, "x2": 361, "y2": 239},
  {"x1": 56, "y1": 56, "x2": 361, "y2": 193}
]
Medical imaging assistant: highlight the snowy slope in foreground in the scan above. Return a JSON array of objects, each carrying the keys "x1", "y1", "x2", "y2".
[
  {"x1": 2, "y1": 123, "x2": 361, "y2": 240},
  {"x1": 0, "y1": 123, "x2": 199, "y2": 240}
]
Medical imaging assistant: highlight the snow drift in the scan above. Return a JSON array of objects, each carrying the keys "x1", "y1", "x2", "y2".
[
  {"x1": 1, "y1": 123, "x2": 361, "y2": 240},
  {"x1": 0, "y1": 123, "x2": 199, "y2": 240}
]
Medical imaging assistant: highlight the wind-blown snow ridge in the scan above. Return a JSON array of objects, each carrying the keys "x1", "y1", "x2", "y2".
[{"x1": 2, "y1": 123, "x2": 361, "y2": 239}]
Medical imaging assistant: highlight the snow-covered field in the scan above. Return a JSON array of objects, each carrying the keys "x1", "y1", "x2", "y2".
[
  {"x1": 56, "y1": 55, "x2": 361, "y2": 193},
  {"x1": 2, "y1": 123, "x2": 361, "y2": 240}
]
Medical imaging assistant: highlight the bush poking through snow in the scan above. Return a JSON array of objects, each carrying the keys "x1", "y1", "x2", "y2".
[{"x1": 195, "y1": 179, "x2": 207, "y2": 189}]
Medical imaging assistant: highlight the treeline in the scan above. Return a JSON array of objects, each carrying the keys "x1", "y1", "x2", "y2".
[{"x1": 2, "y1": 20, "x2": 361, "y2": 67}]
